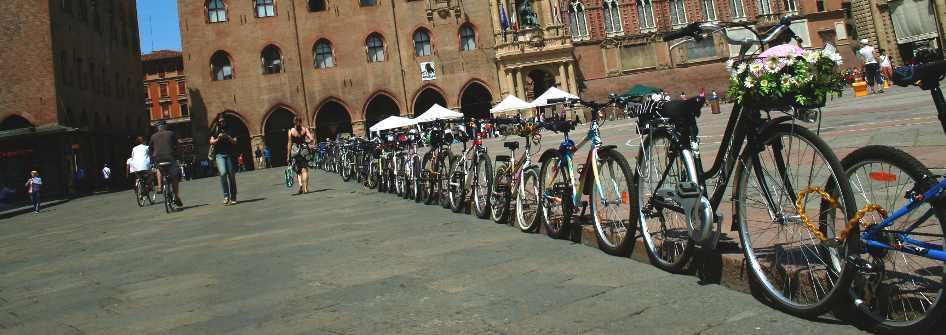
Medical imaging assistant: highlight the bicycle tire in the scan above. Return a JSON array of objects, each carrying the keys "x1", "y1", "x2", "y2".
[
  {"x1": 341, "y1": 153, "x2": 353, "y2": 182},
  {"x1": 636, "y1": 129, "x2": 695, "y2": 271},
  {"x1": 540, "y1": 150, "x2": 573, "y2": 240},
  {"x1": 591, "y1": 149, "x2": 638, "y2": 256},
  {"x1": 439, "y1": 150, "x2": 454, "y2": 209},
  {"x1": 841, "y1": 145, "x2": 946, "y2": 334},
  {"x1": 491, "y1": 162, "x2": 511, "y2": 223},
  {"x1": 735, "y1": 123, "x2": 857, "y2": 317},
  {"x1": 450, "y1": 154, "x2": 468, "y2": 213},
  {"x1": 413, "y1": 155, "x2": 423, "y2": 202},
  {"x1": 136, "y1": 179, "x2": 145, "y2": 207},
  {"x1": 398, "y1": 154, "x2": 409, "y2": 199},
  {"x1": 148, "y1": 179, "x2": 156, "y2": 204},
  {"x1": 423, "y1": 151, "x2": 437, "y2": 205},
  {"x1": 365, "y1": 161, "x2": 379, "y2": 189},
  {"x1": 473, "y1": 152, "x2": 493, "y2": 219},
  {"x1": 164, "y1": 178, "x2": 174, "y2": 213},
  {"x1": 516, "y1": 166, "x2": 541, "y2": 233}
]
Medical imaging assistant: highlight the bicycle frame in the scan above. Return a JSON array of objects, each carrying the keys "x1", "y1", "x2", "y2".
[
  {"x1": 858, "y1": 177, "x2": 946, "y2": 261},
  {"x1": 497, "y1": 137, "x2": 537, "y2": 198},
  {"x1": 545, "y1": 119, "x2": 609, "y2": 209}
]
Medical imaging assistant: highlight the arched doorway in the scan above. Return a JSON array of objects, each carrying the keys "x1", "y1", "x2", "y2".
[
  {"x1": 220, "y1": 113, "x2": 252, "y2": 170},
  {"x1": 263, "y1": 108, "x2": 297, "y2": 168},
  {"x1": 365, "y1": 94, "x2": 400, "y2": 132},
  {"x1": 460, "y1": 83, "x2": 492, "y2": 119},
  {"x1": 413, "y1": 88, "x2": 447, "y2": 116},
  {"x1": 526, "y1": 70, "x2": 553, "y2": 119},
  {"x1": 0, "y1": 115, "x2": 32, "y2": 131},
  {"x1": 80, "y1": 111, "x2": 90, "y2": 128},
  {"x1": 315, "y1": 101, "x2": 353, "y2": 141}
]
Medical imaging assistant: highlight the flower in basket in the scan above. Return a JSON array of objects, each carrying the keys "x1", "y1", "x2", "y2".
[{"x1": 727, "y1": 44, "x2": 844, "y2": 107}]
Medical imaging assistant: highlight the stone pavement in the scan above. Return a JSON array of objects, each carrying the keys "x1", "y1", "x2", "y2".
[{"x1": 0, "y1": 168, "x2": 867, "y2": 334}]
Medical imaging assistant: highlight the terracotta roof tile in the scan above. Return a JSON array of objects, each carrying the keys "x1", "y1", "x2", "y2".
[{"x1": 141, "y1": 50, "x2": 183, "y2": 61}]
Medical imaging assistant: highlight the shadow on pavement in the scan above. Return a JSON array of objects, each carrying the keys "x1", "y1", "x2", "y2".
[
  {"x1": 178, "y1": 204, "x2": 209, "y2": 211},
  {"x1": 0, "y1": 199, "x2": 71, "y2": 220},
  {"x1": 233, "y1": 198, "x2": 267, "y2": 204}
]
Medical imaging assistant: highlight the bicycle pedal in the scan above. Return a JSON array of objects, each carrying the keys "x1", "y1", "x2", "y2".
[{"x1": 552, "y1": 183, "x2": 571, "y2": 196}]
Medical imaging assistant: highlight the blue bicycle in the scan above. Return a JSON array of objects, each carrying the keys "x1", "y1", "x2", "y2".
[{"x1": 833, "y1": 62, "x2": 946, "y2": 334}]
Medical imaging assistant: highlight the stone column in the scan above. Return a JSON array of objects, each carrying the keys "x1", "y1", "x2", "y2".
[
  {"x1": 558, "y1": 62, "x2": 568, "y2": 91},
  {"x1": 514, "y1": 68, "x2": 525, "y2": 101},
  {"x1": 491, "y1": 0, "x2": 502, "y2": 36},
  {"x1": 505, "y1": 68, "x2": 515, "y2": 96},
  {"x1": 352, "y1": 120, "x2": 366, "y2": 138},
  {"x1": 566, "y1": 61, "x2": 578, "y2": 96}
]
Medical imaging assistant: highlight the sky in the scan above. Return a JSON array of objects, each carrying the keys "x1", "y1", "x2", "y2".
[{"x1": 137, "y1": 1, "x2": 182, "y2": 53}]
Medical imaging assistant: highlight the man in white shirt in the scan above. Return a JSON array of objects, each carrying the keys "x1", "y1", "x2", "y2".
[
  {"x1": 651, "y1": 91, "x2": 662, "y2": 102},
  {"x1": 859, "y1": 39, "x2": 884, "y2": 94},
  {"x1": 101, "y1": 164, "x2": 111, "y2": 191}
]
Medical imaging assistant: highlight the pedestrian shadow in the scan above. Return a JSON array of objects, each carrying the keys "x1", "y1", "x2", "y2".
[
  {"x1": 291, "y1": 189, "x2": 332, "y2": 196},
  {"x1": 0, "y1": 199, "x2": 71, "y2": 220},
  {"x1": 233, "y1": 198, "x2": 266, "y2": 204},
  {"x1": 177, "y1": 204, "x2": 209, "y2": 211}
]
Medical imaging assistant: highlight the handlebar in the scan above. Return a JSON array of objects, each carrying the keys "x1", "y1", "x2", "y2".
[{"x1": 662, "y1": 17, "x2": 801, "y2": 59}]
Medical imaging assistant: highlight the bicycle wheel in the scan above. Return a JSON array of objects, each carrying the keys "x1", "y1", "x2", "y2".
[
  {"x1": 473, "y1": 152, "x2": 493, "y2": 219},
  {"x1": 439, "y1": 151, "x2": 454, "y2": 209},
  {"x1": 734, "y1": 123, "x2": 856, "y2": 317},
  {"x1": 490, "y1": 163, "x2": 511, "y2": 223},
  {"x1": 591, "y1": 149, "x2": 638, "y2": 256},
  {"x1": 398, "y1": 154, "x2": 409, "y2": 199},
  {"x1": 341, "y1": 153, "x2": 353, "y2": 182},
  {"x1": 365, "y1": 161, "x2": 379, "y2": 189},
  {"x1": 423, "y1": 152, "x2": 437, "y2": 205},
  {"x1": 516, "y1": 166, "x2": 541, "y2": 233},
  {"x1": 413, "y1": 156, "x2": 423, "y2": 203},
  {"x1": 540, "y1": 151, "x2": 573, "y2": 240},
  {"x1": 164, "y1": 178, "x2": 174, "y2": 213},
  {"x1": 148, "y1": 179, "x2": 157, "y2": 204},
  {"x1": 136, "y1": 179, "x2": 145, "y2": 207},
  {"x1": 636, "y1": 130, "x2": 695, "y2": 271},
  {"x1": 450, "y1": 155, "x2": 468, "y2": 213},
  {"x1": 842, "y1": 145, "x2": 946, "y2": 334}
]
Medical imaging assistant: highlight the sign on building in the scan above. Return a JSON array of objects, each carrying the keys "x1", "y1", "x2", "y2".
[{"x1": 421, "y1": 62, "x2": 436, "y2": 81}]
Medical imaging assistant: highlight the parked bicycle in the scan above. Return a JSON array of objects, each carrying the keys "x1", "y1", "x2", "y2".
[
  {"x1": 489, "y1": 118, "x2": 543, "y2": 230},
  {"x1": 447, "y1": 118, "x2": 493, "y2": 217}
]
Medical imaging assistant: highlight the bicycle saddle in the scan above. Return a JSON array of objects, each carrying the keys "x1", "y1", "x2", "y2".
[
  {"x1": 892, "y1": 62, "x2": 946, "y2": 87},
  {"x1": 548, "y1": 120, "x2": 576, "y2": 133},
  {"x1": 660, "y1": 97, "x2": 706, "y2": 118},
  {"x1": 504, "y1": 141, "x2": 520, "y2": 150}
]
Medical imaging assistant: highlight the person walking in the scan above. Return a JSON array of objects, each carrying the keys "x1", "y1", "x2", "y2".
[
  {"x1": 879, "y1": 49, "x2": 893, "y2": 87},
  {"x1": 25, "y1": 171, "x2": 42, "y2": 213},
  {"x1": 210, "y1": 113, "x2": 239, "y2": 204},
  {"x1": 255, "y1": 146, "x2": 264, "y2": 169},
  {"x1": 859, "y1": 39, "x2": 884, "y2": 94},
  {"x1": 287, "y1": 116, "x2": 315, "y2": 194},
  {"x1": 101, "y1": 164, "x2": 111, "y2": 191},
  {"x1": 238, "y1": 155, "x2": 246, "y2": 172},
  {"x1": 263, "y1": 146, "x2": 271, "y2": 168}
]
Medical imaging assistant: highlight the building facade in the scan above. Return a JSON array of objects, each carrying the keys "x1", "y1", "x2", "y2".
[
  {"x1": 142, "y1": 50, "x2": 196, "y2": 163},
  {"x1": 177, "y1": 0, "x2": 501, "y2": 166},
  {"x1": 851, "y1": 0, "x2": 944, "y2": 69},
  {"x1": 0, "y1": 0, "x2": 145, "y2": 196}
]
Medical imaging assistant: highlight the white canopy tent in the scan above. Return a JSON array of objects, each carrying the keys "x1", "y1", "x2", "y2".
[
  {"x1": 489, "y1": 95, "x2": 533, "y2": 114},
  {"x1": 368, "y1": 115, "x2": 418, "y2": 132},
  {"x1": 531, "y1": 87, "x2": 579, "y2": 107},
  {"x1": 415, "y1": 104, "x2": 463, "y2": 122}
]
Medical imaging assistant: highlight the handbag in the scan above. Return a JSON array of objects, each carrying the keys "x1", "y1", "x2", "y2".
[
  {"x1": 290, "y1": 143, "x2": 301, "y2": 158},
  {"x1": 208, "y1": 144, "x2": 217, "y2": 159}
]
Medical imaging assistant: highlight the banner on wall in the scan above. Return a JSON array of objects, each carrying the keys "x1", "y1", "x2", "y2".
[{"x1": 421, "y1": 62, "x2": 436, "y2": 81}]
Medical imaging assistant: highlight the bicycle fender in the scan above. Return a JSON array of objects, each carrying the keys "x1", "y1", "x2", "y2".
[{"x1": 538, "y1": 149, "x2": 562, "y2": 166}]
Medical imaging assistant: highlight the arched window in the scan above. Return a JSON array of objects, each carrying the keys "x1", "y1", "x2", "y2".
[
  {"x1": 701, "y1": 0, "x2": 716, "y2": 21},
  {"x1": 77, "y1": 0, "x2": 86, "y2": 20},
  {"x1": 669, "y1": 0, "x2": 686, "y2": 27},
  {"x1": 115, "y1": 73, "x2": 121, "y2": 99},
  {"x1": 413, "y1": 30, "x2": 431, "y2": 57},
  {"x1": 255, "y1": 0, "x2": 275, "y2": 18},
  {"x1": 61, "y1": 50, "x2": 69, "y2": 85},
  {"x1": 211, "y1": 52, "x2": 233, "y2": 80},
  {"x1": 90, "y1": 62, "x2": 97, "y2": 92},
  {"x1": 602, "y1": 0, "x2": 623, "y2": 36},
  {"x1": 757, "y1": 0, "x2": 771, "y2": 15},
  {"x1": 208, "y1": 0, "x2": 227, "y2": 22},
  {"x1": 62, "y1": 0, "x2": 72, "y2": 12},
  {"x1": 459, "y1": 26, "x2": 476, "y2": 51},
  {"x1": 262, "y1": 47, "x2": 283, "y2": 74},
  {"x1": 314, "y1": 41, "x2": 334, "y2": 68},
  {"x1": 366, "y1": 36, "x2": 385, "y2": 62},
  {"x1": 108, "y1": 4, "x2": 116, "y2": 41},
  {"x1": 126, "y1": 78, "x2": 131, "y2": 101},
  {"x1": 76, "y1": 57, "x2": 84, "y2": 89},
  {"x1": 636, "y1": 0, "x2": 655, "y2": 32},
  {"x1": 729, "y1": 0, "x2": 745, "y2": 20},
  {"x1": 568, "y1": 1, "x2": 589, "y2": 41},
  {"x1": 308, "y1": 0, "x2": 326, "y2": 11},
  {"x1": 119, "y1": 6, "x2": 127, "y2": 45}
]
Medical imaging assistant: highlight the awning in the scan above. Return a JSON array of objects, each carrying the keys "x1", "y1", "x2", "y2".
[
  {"x1": 531, "y1": 87, "x2": 579, "y2": 107},
  {"x1": 368, "y1": 116, "x2": 417, "y2": 132},
  {"x1": 618, "y1": 84, "x2": 664, "y2": 98},
  {"x1": 415, "y1": 104, "x2": 463, "y2": 122},
  {"x1": 490, "y1": 95, "x2": 533, "y2": 114},
  {"x1": 890, "y1": 0, "x2": 939, "y2": 44}
]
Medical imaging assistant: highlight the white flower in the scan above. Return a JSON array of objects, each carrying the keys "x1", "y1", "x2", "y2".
[
  {"x1": 766, "y1": 55, "x2": 780, "y2": 66},
  {"x1": 726, "y1": 59, "x2": 736, "y2": 72},
  {"x1": 780, "y1": 74, "x2": 792, "y2": 86},
  {"x1": 828, "y1": 52, "x2": 843, "y2": 64},
  {"x1": 744, "y1": 77, "x2": 756, "y2": 88},
  {"x1": 760, "y1": 79, "x2": 769, "y2": 87},
  {"x1": 783, "y1": 56, "x2": 796, "y2": 66},
  {"x1": 802, "y1": 50, "x2": 820, "y2": 63},
  {"x1": 736, "y1": 63, "x2": 747, "y2": 74},
  {"x1": 749, "y1": 62, "x2": 764, "y2": 74},
  {"x1": 788, "y1": 77, "x2": 799, "y2": 86},
  {"x1": 765, "y1": 62, "x2": 780, "y2": 73}
]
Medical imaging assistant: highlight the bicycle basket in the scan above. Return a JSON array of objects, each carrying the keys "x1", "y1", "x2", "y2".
[{"x1": 727, "y1": 45, "x2": 842, "y2": 109}]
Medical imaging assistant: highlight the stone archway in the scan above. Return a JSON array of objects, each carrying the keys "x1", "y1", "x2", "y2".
[
  {"x1": 219, "y1": 113, "x2": 253, "y2": 170},
  {"x1": 365, "y1": 94, "x2": 400, "y2": 132},
  {"x1": 413, "y1": 88, "x2": 447, "y2": 116},
  {"x1": 526, "y1": 69, "x2": 553, "y2": 119},
  {"x1": 263, "y1": 108, "x2": 297, "y2": 168},
  {"x1": 460, "y1": 82, "x2": 492, "y2": 120},
  {"x1": 0, "y1": 115, "x2": 33, "y2": 131},
  {"x1": 315, "y1": 101, "x2": 353, "y2": 141}
]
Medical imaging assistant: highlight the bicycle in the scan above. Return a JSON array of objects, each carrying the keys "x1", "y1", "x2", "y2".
[
  {"x1": 419, "y1": 122, "x2": 454, "y2": 206},
  {"x1": 133, "y1": 171, "x2": 156, "y2": 207},
  {"x1": 447, "y1": 118, "x2": 493, "y2": 218},
  {"x1": 156, "y1": 162, "x2": 180, "y2": 213},
  {"x1": 395, "y1": 132, "x2": 423, "y2": 200},
  {"x1": 539, "y1": 96, "x2": 637, "y2": 256},
  {"x1": 489, "y1": 118, "x2": 542, "y2": 230},
  {"x1": 641, "y1": 17, "x2": 855, "y2": 317},
  {"x1": 828, "y1": 62, "x2": 946, "y2": 334}
]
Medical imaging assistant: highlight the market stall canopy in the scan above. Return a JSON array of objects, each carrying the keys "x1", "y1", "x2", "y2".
[
  {"x1": 368, "y1": 115, "x2": 418, "y2": 132},
  {"x1": 618, "y1": 84, "x2": 664, "y2": 98},
  {"x1": 531, "y1": 87, "x2": 579, "y2": 107},
  {"x1": 415, "y1": 104, "x2": 464, "y2": 122},
  {"x1": 490, "y1": 95, "x2": 534, "y2": 114}
]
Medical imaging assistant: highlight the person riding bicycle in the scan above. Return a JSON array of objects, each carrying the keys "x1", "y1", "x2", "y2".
[
  {"x1": 149, "y1": 120, "x2": 184, "y2": 206},
  {"x1": 129, "y1": 136, "x2": 153, "y2": 198}
]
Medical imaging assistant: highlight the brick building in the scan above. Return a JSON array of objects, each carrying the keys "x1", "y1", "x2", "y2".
[
  {"x1": 177, "y1": 0, "x2": 500, "y2": 166},
  {"x1": 0, "y1": 0, "x2": 145, "y2": 196},
  {"x1": 851, "y1": 0, "x2": 944, "y2": 69},
  {"x1": 142, "y1": 50, "x2": 196, "y2": 163}
]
